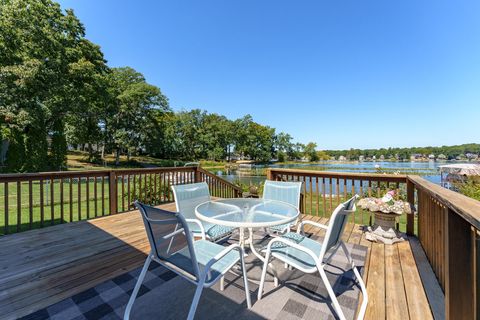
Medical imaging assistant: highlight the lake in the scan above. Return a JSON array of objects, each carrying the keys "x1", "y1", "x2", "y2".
[{"x1": 211, "y1": 161, "x2": 467, "y2": 187}]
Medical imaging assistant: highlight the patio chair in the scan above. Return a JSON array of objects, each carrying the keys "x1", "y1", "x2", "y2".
[
  {"x1": 172, "y1": 182, "x2": 234, "y2": 242},
  {"x1": 258, "y1": 195, "x2": 368, "y2": 320},
  {"x1": 124, "y1": 201, "x2": 251, "y2": 320},
  {"x1": 263, "y1": 180, "x2": 303, "y2": 235}
]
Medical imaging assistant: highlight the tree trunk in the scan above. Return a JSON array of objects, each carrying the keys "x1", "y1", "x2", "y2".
[
  {"x1": 1, "y1": 139, "x2": 9, "y2": 165},
  {"x1": 88, "y1": 143, "x2": 93, "y2": 160},
  {"x1": 115, "y1": 149, "x2": 120, "y2": 166}
]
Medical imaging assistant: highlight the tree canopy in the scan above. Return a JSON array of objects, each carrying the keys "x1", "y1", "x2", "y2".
[{"x1": 0, "y1": 0, "x2": 313, "y2": 172}]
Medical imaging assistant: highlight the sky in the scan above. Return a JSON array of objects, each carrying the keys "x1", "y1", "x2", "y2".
[{"x1": 58, "y1": 0, "x2": 480, "y2": 150}]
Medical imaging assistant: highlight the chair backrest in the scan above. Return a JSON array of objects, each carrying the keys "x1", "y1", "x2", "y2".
[
  {"x1": 171, "y1": 182, "x2": 211, "y2": 220},
  {"x1": 135, "y1": 201, "x2": 200, "y2": 280},
  {"x1": 263, "y1": 180, "x2": 303, "y2": 209},
  {"x1": 320, "y1": 195, "x2": 359, "y2": 258}
]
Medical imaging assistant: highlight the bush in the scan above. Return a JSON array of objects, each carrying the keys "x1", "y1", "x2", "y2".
[{"x1": 457, "y1": 177, "x2": 480, "y2": 201}]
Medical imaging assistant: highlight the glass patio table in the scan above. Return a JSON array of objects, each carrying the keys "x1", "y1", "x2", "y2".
[{"x1": 195, "y1": 198, "x2": 300, "y2": 263}]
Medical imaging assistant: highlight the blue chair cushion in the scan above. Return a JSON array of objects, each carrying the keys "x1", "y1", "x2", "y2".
[
  {"x1": 269, "y1": 232, "x2": 323, "y2": 271},
  {"x1": 187, "y1": 221, "x2": 233, "y2": 241},
  {"x1": 205, "y1": 224, "x2": 234, "y2": 241},
  {"x1": 268, "y1": 223, "x2": 291, "y2": 233}
]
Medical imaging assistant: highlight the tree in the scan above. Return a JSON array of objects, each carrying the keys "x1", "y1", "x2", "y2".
[
  {"x1": 292, "y1": 143, "x2": 305, "y2": 160},
  {"x1": 64, "y1": 40, "x2": 110, "y2": 162},
  {"x1": 0, "y1": 0, "x2": 109, "y2": 171},
  {"x1": 304, "y1": 142, "x2": 318, "y2": 161},
  {"x1": 275, "y1": 132, "x2": 294, "y2": 161},
  {"x1": 105, "y1": 67, "x2": 169, "y2": 165},
  {"x1": 233, "y1": 115, "x2": 275, "y2": 162}
]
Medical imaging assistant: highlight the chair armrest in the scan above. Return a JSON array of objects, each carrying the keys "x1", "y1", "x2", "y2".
[
  {"x1": 297, "y1": 220, "x2": 328, "y2": 235},
  {"x1": 265, "y1": 237, "x2": 320, "y2": 265},
  {"x1": 185, "y1": 218, "x2": 206, "y2": 240},
  {"x1": 204, "y1": 244, "x2": 244, "y2": 272}
]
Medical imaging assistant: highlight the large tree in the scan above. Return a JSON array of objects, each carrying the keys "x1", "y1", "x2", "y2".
[
  {"x1": 234, "y1": 115, "x2": 275, "y2": 162},
  {"x1": 0, "y1": 0, "x2": 109, "y2": 171},
  {"x1": 105, "y1": 67, "x2": 169, "y2": 164}
]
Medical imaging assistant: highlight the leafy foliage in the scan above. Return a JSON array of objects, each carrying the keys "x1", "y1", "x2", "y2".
[
  {"x1": 325, "y1": 144, "x2": 480, "y2": 161},
  {"x1": 457, "y1": 177, "x2": 480, "y2": 201}
]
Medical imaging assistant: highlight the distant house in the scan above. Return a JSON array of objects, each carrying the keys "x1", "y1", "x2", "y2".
[
  {"x1": 359, "y1": 155, "x2": 365, "y2": 162},
  {"x1": 379, "y1": 155, "x2": 385, "y2": 161},
  {"x1": 428, "y1": 154, "x2": 435, "y2": 160},
  {"x1": 410, "y1": 153, "x2": 424, "y2": 161},
  {"x1": 338, "y1": 155, "x2": 347, "y2": 161},
  {"x1": 466, "y1": 153, "x2": 479, "y2": 160},
  {"x1": 437, "y1": 154, "x2": 447, "y2": 160}
]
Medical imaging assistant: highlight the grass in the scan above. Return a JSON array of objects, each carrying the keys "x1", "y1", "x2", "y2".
[
  {"x1": 0, "y1": 175, "x2": 175, "y2": 235},
  {"x1": 66, "y1": 151, "x2": 186, "y2": 170},
  {"x1": 66, "y1": 151, "x2": 225, "y2": 171}
]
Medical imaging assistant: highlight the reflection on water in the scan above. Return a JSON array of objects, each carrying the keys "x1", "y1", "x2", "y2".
[{"x1": 213, "y1": 161, "x2": 469, "y2": 186}]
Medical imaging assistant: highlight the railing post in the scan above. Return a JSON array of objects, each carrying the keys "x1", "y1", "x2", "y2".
[
  {"x1": 109, "y1": 171, "x2": 117, "y2": 215},
  {"x1": 406, "y1": 178, "x2": 415, "y2": 235},
  {"x1": 266, "y1": 169, "x2": 273, "y2": 181},
  {"x1": 445, "y1": 209, "x2": 476, "y2": 319},
  {"x1": 194, "y1": 167, "x2": 202, "y2": 183}
]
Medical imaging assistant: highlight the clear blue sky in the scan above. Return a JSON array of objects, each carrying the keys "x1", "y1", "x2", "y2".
[{"x1": 58, "y1": 0, "x2": 480, "y2": 150}]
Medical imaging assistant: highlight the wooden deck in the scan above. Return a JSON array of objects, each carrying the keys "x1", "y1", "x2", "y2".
[{"x1": 0, "y1": 202, "x2": 441, "y2": 320}]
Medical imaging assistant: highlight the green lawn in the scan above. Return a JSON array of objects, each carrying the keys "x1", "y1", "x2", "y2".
[{"x1": 0, "y1": 176, "x2": 174, "y2": 235}]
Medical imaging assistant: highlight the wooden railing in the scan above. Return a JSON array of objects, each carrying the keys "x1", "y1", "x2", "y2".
[
  {"x1": 196, "y1": 167, "x2": 243, "y2": 199},
  {"x1": 408, "y1": 175, "x2": 480, "y2": 319},
  {"x1": 0, "y1": 166, "x2": 242, "y2": 235},
  {"x1": 267, "y1": 168, "x2": 412, "y2": 231},
  {"x1": 269, "y1": 168, "x2": 480, "y2": 318}
]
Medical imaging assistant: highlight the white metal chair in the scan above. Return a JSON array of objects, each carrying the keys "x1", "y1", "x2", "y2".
[
  {"x1": 124, "y1": 201, "x2": 251, "y2": 320},
  {"x1": 263, "y1": 180, "x2": 303, "y2": 234},
  {"x1": 171, "y1": 182, "x2": 234, "y2": 242},
  {"x1": 258, "y1": 195, "x2": 368, "y2": 320}
]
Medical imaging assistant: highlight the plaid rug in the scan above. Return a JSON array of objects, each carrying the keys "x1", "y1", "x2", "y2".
[{"x1": 20, "y1": 233, "x2": 367, "y2": 320}]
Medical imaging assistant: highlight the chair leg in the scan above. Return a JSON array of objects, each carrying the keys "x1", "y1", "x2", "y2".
[
  {"x1": 124, "y1": 254, "x2": 152, "y2": 320},
  {"x1": 239, "y1": 250, "x2": 252, "y2": 308},
  {"x1": 258, "y1": 250, "x2": 272, "y2": 300},
  {"x1": 220, "y1": 276, "x2": 225, "y2": 291},
  {"x1": 318, "y1": 266, "x2": 346, "y2": 320},
  {"x1": 187, "y1": 282, "x2": 205, "y2": 320},
  {"x1": 340, "y1": 242, "x2": 368, "y2": 320}
]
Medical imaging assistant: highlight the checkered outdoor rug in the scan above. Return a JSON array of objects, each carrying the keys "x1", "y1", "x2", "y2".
[{"x1": 20, "y1": 234, "x2": 367, "y2": 320}]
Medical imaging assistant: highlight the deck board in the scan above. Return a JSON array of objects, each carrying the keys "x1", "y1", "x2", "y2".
[{"x1": 0, "y1": 205, "x2": 438, "y2": 320}]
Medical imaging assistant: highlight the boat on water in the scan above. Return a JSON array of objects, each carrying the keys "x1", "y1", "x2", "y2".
[{"x1": 439, "y1": 163, "x2": 480, "y2": 190}]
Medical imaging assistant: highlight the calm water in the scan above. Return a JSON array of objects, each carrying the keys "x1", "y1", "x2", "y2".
[{"x1": 213, "y1": 161, "x2": 469, "y2": 188}]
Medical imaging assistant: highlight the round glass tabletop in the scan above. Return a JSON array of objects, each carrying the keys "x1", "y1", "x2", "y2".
[{"x1": 195, "y1": 198, "x2": 299, "y2": 228}]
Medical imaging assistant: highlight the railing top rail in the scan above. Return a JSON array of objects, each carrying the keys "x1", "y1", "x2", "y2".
[
  {"x1": 112, "y1": 166, "x2": 195, "y2": 175},
  {"x1": 268, "y1": 168, "x2": 407, "y2": 183},
  {"x1": 197, "y1": 167, "x2": 243, "y2": 193},
  {"x1": 408, "y1": 175, "x2": 480, "y2": 230},
  {"x1": 0, "y1": 166, "x2": 196, "y2": 182},
  {"x1": 0, "y1": 170, "x2": 113, "y2": 182}
]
